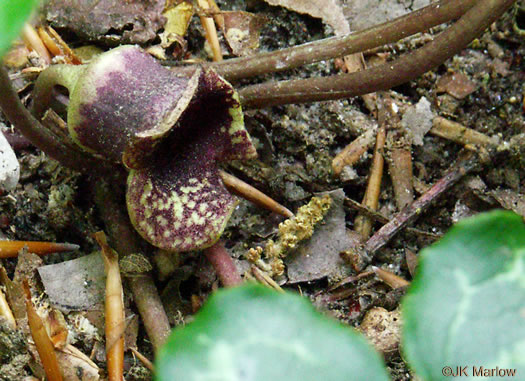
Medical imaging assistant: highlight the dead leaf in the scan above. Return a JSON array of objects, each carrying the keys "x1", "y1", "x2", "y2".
[
  {"x1": 221, "y1": 11, "x2": 268, "y2": 56},
  {"x1": 405, "y1": 248, "x2": 418, "y2": 278},
  {"x1": 44, "y1": 0, "x2": 166, "y2": 44},
  {"x1": 38, "y1": 253, "x2": 105, "y2": 312},
  {"x1": 262, "y1": 0, "x2": 349, "y2": 35},
  {"x1": 159, "y1": 1, "x2": 194, "y2": 55},
  {"x1": 285, "y1": 189, "x2": 355, "y2": 283},
  {"x1": 489, "y1": 189, "x2": 525, "y2": 218},
  {"x1": 56, "y1": 344, "x2": 100, "y2": 380},
  {"x1": 436, "y1": 72, "x2": 477, "y2": 99}
]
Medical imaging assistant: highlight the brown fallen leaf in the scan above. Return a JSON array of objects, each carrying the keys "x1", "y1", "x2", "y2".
[
  {"x1": 38, "y1": 252, "x2": 105, "y2": 312},
  {"x1": 405, "y1": 248, "x2": 418, "y2": 278},
  {"x1": 261, "y1": 0, "x2": 364, "y2": 72},
  {"x1": 159, "y1": 1, "x2": 193, "y2": 57},
  {"x1": 262, "y1": 0, "x2": 349, "y2": 35},
  {"x1": 489, "y1": 189, "x2": 525, "y2": 218},
  {"x1": 436, "y1": 71, "x2": 477, "y2": 99},
  {"x1": 285, "y1": 189, "x2": 357, "y2": 283},
  {"x1": 221, "y1": 11, "x2": 268, "y2": 57},
  {"x1": 44, "y1": 0, "x2": 166, "y2": 44}
]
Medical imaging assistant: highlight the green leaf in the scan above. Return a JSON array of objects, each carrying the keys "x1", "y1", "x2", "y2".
[
  {"x1": 156, "y1": 284, "x2": 389, "y2": 381},
  {"x1": 0, "y1": 0, "x2": 37, "y2": 58},
  {"x1": 403, "y1": 211, "x2": 525, "y2": 380}
]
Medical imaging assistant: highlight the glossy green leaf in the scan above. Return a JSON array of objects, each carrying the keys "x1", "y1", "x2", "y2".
[
  {"x1": 0, "y1": 0, "x2": 37, "y2": 58},
  {"x1": 403, "y1": 211, "x2": 525, "y2": 380},
  {"x1": 156, "y1": 284, "x2": 389, "y2": 381}
]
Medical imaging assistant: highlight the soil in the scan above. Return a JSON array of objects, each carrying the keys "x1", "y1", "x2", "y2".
[{"x1": 1, "y1": 1, "x2": 524, "y2": 380}]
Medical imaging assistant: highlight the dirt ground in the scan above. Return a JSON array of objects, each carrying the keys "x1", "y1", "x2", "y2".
[{"x1": 1, "y1": 1, "x2": 524, "y2": 380}]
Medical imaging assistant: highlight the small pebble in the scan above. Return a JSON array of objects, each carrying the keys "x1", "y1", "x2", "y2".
[{"x1": 0, "y1": 129, "x2": 20, "y2": 192}]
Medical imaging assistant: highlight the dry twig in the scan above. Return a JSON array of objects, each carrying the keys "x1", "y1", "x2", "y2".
[
  {"x1": 94, "y1": 232, "x2": 125, "y2": 381},
  {"x1": 358, "y1": 150, "x2": 481, "y2": 267},
  {"x1": 0, "y1": 240, "x2": 78, "y2": 258},
  {"x1": 197, "y1": 0, "x2": 222, "y2": 61},
  {"x1": 23, "y1": 280, "x2": 63, "y2": 381},
  {"x1": 354, "y1": 123, "x2": 386, "y2": 240},
  {"x1": 220, "y1": 169, "x2": 293, "y2": 218}
]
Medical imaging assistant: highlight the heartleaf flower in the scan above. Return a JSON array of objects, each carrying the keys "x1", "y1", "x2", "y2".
[{"x1": 33, "y1": 45, "x2": 257, "y2": 251}]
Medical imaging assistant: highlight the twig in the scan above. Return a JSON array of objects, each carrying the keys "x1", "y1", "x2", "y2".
[
  {"x1": 37, "y1": 26, "x2": 82, "y2": 65},
  {"x1": 219, "y1": 169, "x2": 293, "y2": 218},
  {"x1": 130, "y1": 347, "x2": 154, "y2": 372},
  {"x1": 354, "y1": 124, "x2": 385, "y2": 239},
  {"x1": 385, "y1": 101, "x2": 414, "y2": 210},
  {"x1": 93, "y1": 177, "x2": 171, "y2": 352},
  {"x1": 388, "y1": 145, "x2": 414, "y2": 210},
  {"x1": 197, "y1": 0, "x2": 222, "y2": 62},
  {"x1": 209, "y1": 0, "x2": 477, "y2": 81},
  {"x1": 371, "y1": 266, "x2": 410, "y2": 289},
  {"x1": 344, "y1": 197, "x2": 442, "y2": 240},
  {"x1": 0, "y1": 288, "x2": 16, "y2": 329},
  {"x1": 21, "y1": 24, "x2": 52, "y2": 64},
  {"x1": 360, "y1": 150, "x2": 480, "y2": 264},
  {"x1": 332, "y1": 128, "x2": 376, "y2": 176},
  {"x1": 94, "y1": 232, "x2": 125, "y2": 381},
  {"x1": 431, "y1": 116, "x2": 499, "y2": 147},
  {"x1": 251, "y1": 265, "x2": 284, "y2": 293},
  {"x1": 23, "y1": 280, "x2": 63, "y2": 381},
  {"x1": 204, "y1": 241, "x2": 242, "y2": 287},
  {"x1": 0, "y1": 240, "x2": 78, "y2": 258},
  {"x1": 238, "y1": 0, "x2": 515, "y2": 108}
]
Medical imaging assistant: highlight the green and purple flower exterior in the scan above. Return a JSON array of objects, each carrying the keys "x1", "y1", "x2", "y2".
[{"x1": 37, "y1": 46, "x2": 257, "y2": 252}]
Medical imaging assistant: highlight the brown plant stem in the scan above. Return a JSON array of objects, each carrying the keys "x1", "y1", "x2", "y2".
[
  {"x1": 344, "y1": 197, "x2": 441, "y2": 240},
  {"x1": 354, "y1": 124, "x2": 386, "y2": 239},
  {"x1": 238, "y1": 0, "x2": 515, "y2": 108},
  {"x1": 372, "y1": 266, "x2": 410, "y2": 289},
  {"x1": 0, "y1": 66, "x2": 110, "y2": 172},
  {"x1": 251, "y1": 266, "x2": 284, "y2": 292},
  {"x1": 431, "y1": 116, "x2": 499, "y2": 147},
  {"x1": 23, "y1": 280, "x2": 63, "y2": 381},
  {"x1": 388, "y1": 146, "x2": 414, "y2": 210},
  {"x1": 360, "y1": 150, "x2": 480, "y2": 266},
  {"x1": 93, "y1": 177, "x2": 171, "y2": 352},
  {"x1": 94, "y1": 232, "x2": 125, "y2": 381},
  {"x1": 210, "y1": 0, "x2": 477, "y2": 81},
  {"x1": 0, "y1": 288, "x2": 16, "y2": 329},
  {"x1": 21, "y1": 24, "x2": 52, "y2": 64},
  {"x1": 204, "y1": 241, "x2": 242, "y2": 287},
  {"x1": 130, "y1": 347, "x2": 154, "y2": 372},
  {"x1": 0, "y1": 240, "x2": 79, "y2": 258},
  {"x1": 197, "y1": 0, "x2": 222, "y2": 62},
  {"x1": 385, "y1": 105, "x2": 414, "y2": 210},
  {"x1": 332, "y1": 128, "x2": 376, "y2": 176},
  {"x1": 219, "y1": 169, "x2": 293, "y2": 218}
]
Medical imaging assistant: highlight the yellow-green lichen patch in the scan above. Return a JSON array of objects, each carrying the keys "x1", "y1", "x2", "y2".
[{"x1": 246, "y1": 194, "x2": 333, "y2": 276}]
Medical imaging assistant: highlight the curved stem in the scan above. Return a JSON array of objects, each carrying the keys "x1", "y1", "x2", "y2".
[
  {"x1": 32, "y1": 64, "x2": 83, "y2": 120},
  {"x1": 208, "y1": 0, "x2": 476, "y2": 81},
  {"x1": 238, "y1": 0, "x2": 515, "y2": 109},
  {"x1": 204, "y1": 241, "x2": 242, "y2": 287},
  {"x1": 0, "y1": 66, "x2": 107, "y2": 171}
]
